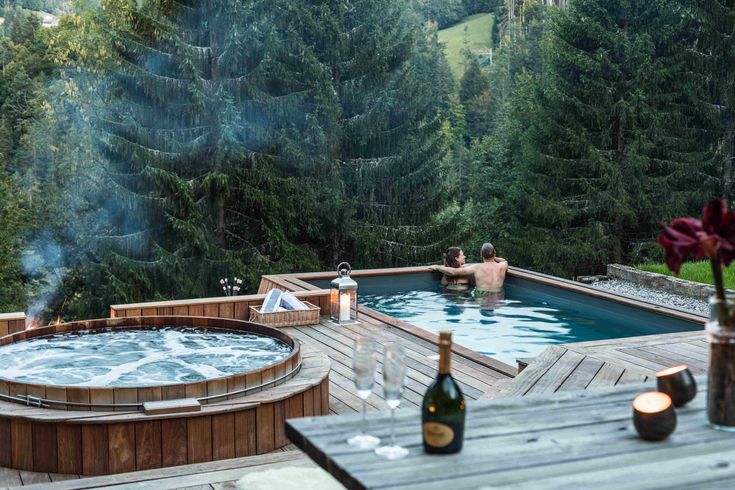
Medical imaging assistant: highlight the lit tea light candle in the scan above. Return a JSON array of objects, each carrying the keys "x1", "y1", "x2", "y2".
[
  {"x1": 633, "y1": 392, "x2": 677, "y2": 441},
  {"x1": 339, "y1": 291, "x2": 351, "y2": 322},
  {"x1": 656, "y1": 365, "x2": 697, "y2": 407}
]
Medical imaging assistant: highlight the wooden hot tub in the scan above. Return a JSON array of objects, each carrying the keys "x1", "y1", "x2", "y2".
[{"x1": 0, "y1": 316, "x2": 330, "y2": 475}]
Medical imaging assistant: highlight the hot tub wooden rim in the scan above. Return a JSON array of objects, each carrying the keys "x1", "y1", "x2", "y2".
[
  {"x1": 0, "y1": 349, "x2": 329, "y2": 423},
  {"x1": 0, "y1": 316, "x2": 300, "y2": 404},
  {"x1": 0, "y1": 349, "x2": 331, "y2": 475}
]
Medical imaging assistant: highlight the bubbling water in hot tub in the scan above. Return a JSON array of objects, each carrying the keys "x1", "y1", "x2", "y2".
[{"x1": 0, "y1": 327, "x2": 292, "y2": 387}]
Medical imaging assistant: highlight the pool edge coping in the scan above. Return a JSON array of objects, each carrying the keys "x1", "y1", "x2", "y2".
[{"x1": 263, "y1": 265, "x2": 707, "y2": 378}]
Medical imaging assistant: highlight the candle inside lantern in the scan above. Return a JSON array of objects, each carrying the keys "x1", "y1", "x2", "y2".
[
  {"x1": 632, "y1": 392, "x2": 677, "y2": 441},
  {"x1": 656, "y1": 365, "x2": 697, "y2": 407},
  {"x1": 339, "y1": 291, "x2": 351, "y2": 322}
]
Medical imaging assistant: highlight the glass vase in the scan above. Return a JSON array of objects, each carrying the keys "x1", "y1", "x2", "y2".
[{"x1": 706, "y1": 296, "x2": 735, "y2": 431}]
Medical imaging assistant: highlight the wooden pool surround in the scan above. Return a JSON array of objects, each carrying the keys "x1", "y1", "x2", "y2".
[
  {"x1": 257, "y1": 265, "x2": 706, "y2": 377},
  {"x1": 0, "y1": 316, "x2": 330, "y2": 475}
]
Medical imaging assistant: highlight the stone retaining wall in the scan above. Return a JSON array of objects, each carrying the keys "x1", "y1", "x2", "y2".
[{"x1": 607, "y1": 264, "x2": 731, "y2": 302}]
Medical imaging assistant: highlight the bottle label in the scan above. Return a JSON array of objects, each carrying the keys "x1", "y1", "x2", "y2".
[{"x1": 423, "y1": 422, "x2": 455, "y2": 448}]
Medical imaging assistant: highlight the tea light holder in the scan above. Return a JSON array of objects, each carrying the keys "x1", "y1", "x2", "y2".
[
  {"x1": 633, "y1": 392, "x2": 677, "y2": 441},
  {"x1": 656, "y1": 365, "x2": 697, "y2": 407}
]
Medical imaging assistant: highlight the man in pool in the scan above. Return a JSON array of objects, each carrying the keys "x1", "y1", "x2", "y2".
[{"x1": 430, "y1": 243, "x2": 508, "y2": 294}]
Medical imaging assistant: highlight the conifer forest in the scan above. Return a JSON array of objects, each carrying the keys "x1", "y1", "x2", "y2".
[{"x1": 0, "y1": 0, "x2": 732, "y2": 320}]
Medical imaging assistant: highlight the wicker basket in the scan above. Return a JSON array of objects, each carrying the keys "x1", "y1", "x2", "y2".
[{"x1": 249, "y1": 301, "x2": 321, "y2": 327}]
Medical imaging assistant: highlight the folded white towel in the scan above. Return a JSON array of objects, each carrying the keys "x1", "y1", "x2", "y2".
[
  {"x1": 260, "y1": 289, "x2": 283, "y2": 313},
  {"x1": 280, "y1": 292, "x2": 308, "y2": 311}
]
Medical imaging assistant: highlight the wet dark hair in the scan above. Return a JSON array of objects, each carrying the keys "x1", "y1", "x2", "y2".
[
  {"x1": 444, "y1": 247, "x2": 463, "y2": 268},
  {"x1": 481, "y1": 243, "x2": 496, "y2": 259}
]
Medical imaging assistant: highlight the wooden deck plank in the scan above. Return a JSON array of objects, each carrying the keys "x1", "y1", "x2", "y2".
[
  {"x1": 290, "y1": 325, "x2": 444, "y2": 406},
  {"x1": 652, "y1": 339, "x2": 708, "y2": 359},
  {"x1": 496, "y1": 346, "x2": 566, "y2": 397},
  {"x1": 500, "y1": 330, "x2": 709, "y2": 398},
  {"x1": 18, "y1": 471, "x2": 51, "y2": 485},
  {"x1": 525, "y1": 349, "x2": 586, "y2": 394},
  {"x1": 0, "y1": 467, "x2": 22, "y2": 487},
  {"x1": 48, "y1": 473, "x2": 79, "y2": 482},
  {"x1": 556, "y1": 356, "x2": 604, "y2": 392},
  {"x1": 352, "y1": 314, "x2": 511, "y2": 383},
  {"x1": 15, "y1": 452, "x2": 307, "y2": 490},
  {"x1": 638, "y1": 345, "x2": 708, "y2": 373},
  {"x1": 316, "y1": 320, "x2": 500, "y2": 395},
  {"x1": 585, "y1": 363, "x2": 625, "y2": 389}
]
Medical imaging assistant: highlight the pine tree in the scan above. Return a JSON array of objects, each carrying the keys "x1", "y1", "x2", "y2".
[
  {"x1": 320, "y1": 3, "x2": 455, "y2": 265},
  {"x1": 459, "y1": 55, "x2": 492, "y2": 142},
  {"x1": 459, "y1": 56, "x2": 490, "y2": 103},
  {"x1": 75, "y1": 0, "x2": 343, "y2": 305},
  {"x1": 0, "y1": 158, "x2": 24, "y2": 312},
  {"x1": 476, "y1": 0, "x2": 710, "y2": 276},
  {"x1": 692, "y1": 0, "x2": 735, "y2": 200}
]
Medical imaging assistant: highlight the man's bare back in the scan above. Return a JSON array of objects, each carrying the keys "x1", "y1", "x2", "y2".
[
  {"x1": 468, "y1": 259, "x2": 508, "y2": 291},
  {"x1": 430, "y1": 243, "x2": 508, "y2": 292}
]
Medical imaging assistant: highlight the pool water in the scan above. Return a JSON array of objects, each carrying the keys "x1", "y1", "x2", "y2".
[
  {"x1": 0, "y1": 327, "x2": 292, "y2": 387},
  {"x1": 316, "y1": 273, "x2": 701, "y2": 366}
]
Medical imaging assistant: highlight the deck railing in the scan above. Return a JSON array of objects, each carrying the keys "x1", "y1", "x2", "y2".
[{"x1": 109, "y1": 289, "x2": 331, "y2": 319}]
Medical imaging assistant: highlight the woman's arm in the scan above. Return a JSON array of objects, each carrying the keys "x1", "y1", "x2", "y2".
[{"x1": 430, "y1": 264, "x2": 476, "y2": 277}]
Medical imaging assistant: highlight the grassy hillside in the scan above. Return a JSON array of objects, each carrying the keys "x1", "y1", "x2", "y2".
[
  {"x1": 437, "y1": 13, "x2": 494, "y2": 80},
  {"x1": 636, "y1": 261, "x2": 735, "y2": 289}
]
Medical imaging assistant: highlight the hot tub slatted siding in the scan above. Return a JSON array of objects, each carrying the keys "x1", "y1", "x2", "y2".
[
  {"x1": 187, "y1": 417, "x2": 213, "y2": 464},
  {"x1": 12, "y1": 420, "x2": 33, "y2": 470},
  {"x1": 162, "y1": 384, "x2": 186, "y2": 401},
  {"x1": 0, "y1": 312, "x2": 26, "y2": 337},
  {"x1": 32, "y1": 423, "x2": 58, "y2": 473},
  {"x1": 0, "y1": 418, "x2": 10, "y2": 466},
  {"x1": 234, "y1": 409, "x2": 256, "y2": 457},
  {"x1": 57, "y1": 425, "x2": 82, "y2": 474},
  {"x1": 0, "y1": 348, "x2": 330, "y2": 475},
  {"x1": 109, "y1": 423, "x2": 135, "y2": 473},
  {"x1": 212, "y1": 413, "x2": 236, "y2": 460},
  {"x1": 135, "y1": 421, "x2": 161, "y2": 471},
  {"x1": 82, "y1": 425, "x2": 108, "y2": 475}
]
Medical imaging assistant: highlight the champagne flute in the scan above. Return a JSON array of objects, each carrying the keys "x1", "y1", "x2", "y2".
[
  {"x1": 348, "y1": 336, "x2": 381, "y2": 449},
  {"x1": 374, "y1": 343, "x2": 409, "y2": 460}
]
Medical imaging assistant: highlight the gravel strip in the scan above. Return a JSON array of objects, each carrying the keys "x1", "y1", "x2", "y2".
[{"x1": 591, "y1": 279, "x2": 709, "y2": 317}]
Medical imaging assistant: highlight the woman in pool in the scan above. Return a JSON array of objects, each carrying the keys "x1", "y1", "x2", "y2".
[{"x1": 439, "y1": 247, "x2": 472, "y2": 291}]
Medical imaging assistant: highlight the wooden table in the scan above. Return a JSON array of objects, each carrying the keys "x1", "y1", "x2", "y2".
[{"x1": 286, "y1": 377, "x2": 735, "y2": 489}]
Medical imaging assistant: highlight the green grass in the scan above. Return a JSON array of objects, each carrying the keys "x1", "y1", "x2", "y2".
[
  {"x1": 437, "y1": 13, "x2": 494, "y2": 80},
  {"x1": 635, "y1": 261, "x2": 735, "y2": 289}
]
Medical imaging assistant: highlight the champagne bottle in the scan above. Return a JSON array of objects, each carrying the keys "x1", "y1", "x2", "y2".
[{"x1": 422, "y1": 331, "x2": 465, "y2": 454}]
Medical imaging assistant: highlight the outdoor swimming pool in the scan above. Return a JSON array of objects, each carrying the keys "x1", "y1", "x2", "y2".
[{"x1": 310, "y1": 272, "x2": 703, "y2": 365}]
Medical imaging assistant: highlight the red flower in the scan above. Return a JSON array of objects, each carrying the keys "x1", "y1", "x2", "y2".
[
  {"x1": 658, "y1": 216, "x2": 704, "y2": 274},
  {"x1": 658, "y1": 198, "x2": 735, "y2": 274},
  {"x1": 702, "y1": 198, "x2": 735, "y2": 266}
]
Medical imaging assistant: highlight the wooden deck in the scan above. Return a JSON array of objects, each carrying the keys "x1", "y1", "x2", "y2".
[
  {"x1": 0, "y1": 314, "x2": 513, "y2": 489},
  {"x1": 495, "y1": 331, "x2": 707, "y2": 398}
]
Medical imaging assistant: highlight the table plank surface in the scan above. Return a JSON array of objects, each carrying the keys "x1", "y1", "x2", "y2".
[{"x1": 287, "y1": 376, "x2": 735, "y2": 490}]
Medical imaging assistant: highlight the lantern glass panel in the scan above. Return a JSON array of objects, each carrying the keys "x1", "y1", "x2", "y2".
[{"x1": 330, "y1": 262, "x2": 358, "y2": 324}]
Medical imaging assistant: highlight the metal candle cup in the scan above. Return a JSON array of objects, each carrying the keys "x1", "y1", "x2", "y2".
[
  {"x1": 632, "y1": 392, "x2": 677, "y2": 441},
  {"x1": 656, "y1": 365, "x2": 697, "y2": 407}
]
